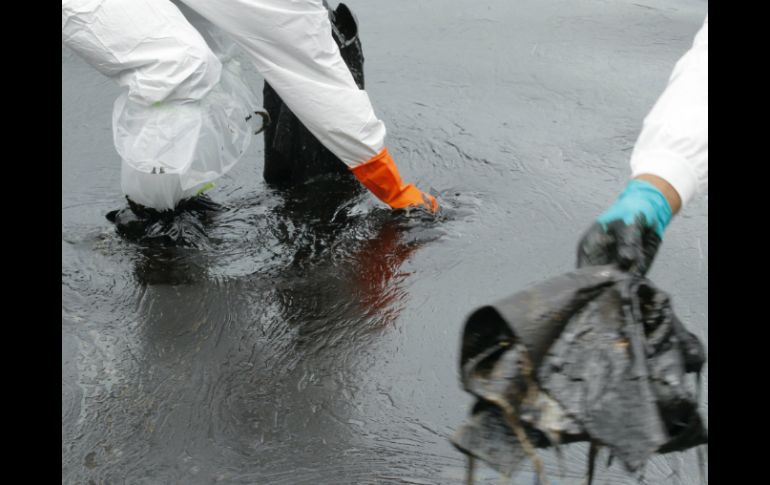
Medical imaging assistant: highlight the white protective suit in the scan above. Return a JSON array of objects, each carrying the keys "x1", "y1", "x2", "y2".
[
  {"x1": 62, "y1": 0, "x2": 401, "y2": 211},
  {"x1": 630, "y1": 16, "x2": 708, "y2": 207}
]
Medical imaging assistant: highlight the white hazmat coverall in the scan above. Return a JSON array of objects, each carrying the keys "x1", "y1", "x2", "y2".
[{"x1": 62, "y1": 0, "x2": 437, "y2": 212}]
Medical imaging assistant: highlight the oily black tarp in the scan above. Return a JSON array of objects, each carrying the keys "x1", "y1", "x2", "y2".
[
  {"x1": 452, "y1": 266, "x2": 707, "y2": 483},
  {"x1": 262, "y1": 2, "x2": 365, "y2": 186}
]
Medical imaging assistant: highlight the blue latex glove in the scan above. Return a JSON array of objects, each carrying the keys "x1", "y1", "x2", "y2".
[{"x1": 577, "y1": 179, "x2": 673, "y2": 275}]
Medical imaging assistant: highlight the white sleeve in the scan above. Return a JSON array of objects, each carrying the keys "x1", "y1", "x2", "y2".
[
  {"x1": 630, "y1": 15, "x2": 708, "y2": 207},
  {"x1": 180, "y1": 0, "x2": 387, "y2": 168}
]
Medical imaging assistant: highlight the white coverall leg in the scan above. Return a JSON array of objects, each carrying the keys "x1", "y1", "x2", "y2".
[
  {"x1": 630, "y1": 16, "x2": 708, "y2": 206},
  {"x1": 62, "y1": 0, "x2": 264, "y2": 211},
  {"x1": 62, "y1": 0, "x2": 437, "y2": 212}
]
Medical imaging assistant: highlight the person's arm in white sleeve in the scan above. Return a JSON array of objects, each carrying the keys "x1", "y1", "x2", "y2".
[
  {"x1": 630, "y1": 16, "x2": 708, "y2": 208},
  {"x1": 181, "y1": 0, "x2": 438, "y2": 212},
  {"x1": 577, "y1": 16, "x2": 708, "y2": 275}
]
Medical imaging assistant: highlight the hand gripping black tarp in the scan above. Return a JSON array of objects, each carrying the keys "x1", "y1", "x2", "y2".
[
  {"x1": 452, "y1": 266, "x2": 707, "y2": 484},
  {"x1": 262, "y1": 2, "x2": 365, "y2": 186}
]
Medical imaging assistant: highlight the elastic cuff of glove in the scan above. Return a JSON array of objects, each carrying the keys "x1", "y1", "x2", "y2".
[
  {"x1": 631, "y1": 150, "x2": 698, "y2": 207},
  {"x1": 622, "y1": 179, "x2": 673, "y2": 235}
]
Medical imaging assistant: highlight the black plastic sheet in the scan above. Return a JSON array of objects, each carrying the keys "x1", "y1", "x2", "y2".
[{"x1": 453, "y1": 266, "x2": 707, "y2": 483}]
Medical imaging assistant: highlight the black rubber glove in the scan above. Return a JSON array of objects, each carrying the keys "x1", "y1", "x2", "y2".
[{"x1": 577, "y1": 180, "x2": 672, "y2": 276}]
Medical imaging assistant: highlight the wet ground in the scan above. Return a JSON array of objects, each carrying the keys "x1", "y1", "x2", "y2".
[{"x1": 62, "y1": 0, "x2": 708, "y2": 483}]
